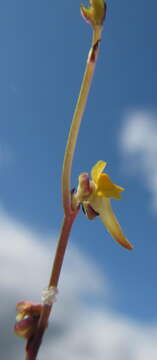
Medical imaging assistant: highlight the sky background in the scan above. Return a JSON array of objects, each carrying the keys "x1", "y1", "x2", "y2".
[{"x1": 1, "y1": 0, "x2": 157, "y2": 358}]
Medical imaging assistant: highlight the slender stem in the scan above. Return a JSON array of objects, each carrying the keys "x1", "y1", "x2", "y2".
[
  {"x1": 25, "y1": 211, "x2": 78, "y2": 360},
  {"x1": 25, "y1": 24, "x2": 103, "y2": 360},
  {"x1": 48, "y1": 212, "x2": 78, "y2": 288},
  {"x1": 62, "y1": 26, "x2": 102, "y2": 215}
]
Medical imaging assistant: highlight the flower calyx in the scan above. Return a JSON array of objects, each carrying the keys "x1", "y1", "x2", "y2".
[
  {"x1": 72, "y1": 173, "x2": 94, "y2": 210},
  {"x1": 82, "y1": 201, "x2": 99, "y2": 220}
]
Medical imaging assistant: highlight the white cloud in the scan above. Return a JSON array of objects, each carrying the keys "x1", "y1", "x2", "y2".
[
  {"x1": 43, "y1": 312, "x2": 157, "y2": 360},
  {"x1": 120, "y1": 110, "x2": 157, "y2": 210},
  {"x1": 1, "y1": 210, "x2": 157, "y2": 359}
]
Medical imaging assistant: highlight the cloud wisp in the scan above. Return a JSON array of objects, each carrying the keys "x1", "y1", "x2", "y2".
[
  {"x1": 120, "y1": 110, "x2": 157, "y2": 210},
  {"x1": 1, "y1": 210, "x2": 157, "y2": 359}
]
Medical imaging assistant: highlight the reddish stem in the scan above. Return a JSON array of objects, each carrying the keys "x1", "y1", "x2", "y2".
[{"x1": 25, "y1": 210, "x2": 79, "y2": 360}]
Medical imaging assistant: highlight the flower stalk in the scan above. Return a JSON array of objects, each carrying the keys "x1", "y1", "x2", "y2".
[
  {"x1": 62, "y1": 26, "x2": 103, "y2": 215},
  {"x1": 18, "y1": 1, "x2": 107, "y2": 358}
]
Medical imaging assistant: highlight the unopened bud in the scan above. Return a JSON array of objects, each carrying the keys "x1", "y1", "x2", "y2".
[
  {"x1": 14, "y1": 301, "x2": 43, "y2": 339},
  {"x1": 80, "y1": 0, "x2": 107, "y2": 28},
  {"x1": 14, "y1": 316, "x2": 38, "y2": 339}
]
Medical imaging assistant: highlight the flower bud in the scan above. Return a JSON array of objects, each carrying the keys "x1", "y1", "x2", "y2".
[
  {"x1": 14, "y1": 301, "x2": 43, "y2": 339},
  {"x1": 80, "y1": 0, "x2": 107, "y2": 27},
  {"x1": 14, "y1": 316, "x2": 38, "y2": 339}
]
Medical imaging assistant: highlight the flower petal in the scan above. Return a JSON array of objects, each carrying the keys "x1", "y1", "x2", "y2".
[
  {"x1": 91, "y1": 160, "x2": 107, "y2": 183},
  {"x1": 96, "y1": 173, "x2": 124, "y2": 199},
  {"x1": 90, "y1": 196, "x2": 133, "y2": 250}
]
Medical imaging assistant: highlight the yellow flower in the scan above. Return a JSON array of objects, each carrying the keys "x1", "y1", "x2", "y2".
[{"x1": 79, "y1": 161, "x2": 133, "y2": 250}]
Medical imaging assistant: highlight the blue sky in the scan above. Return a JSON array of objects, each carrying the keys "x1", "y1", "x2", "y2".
[{"x1": 1, "y1": 0, "x2": 157, "y2": 358}]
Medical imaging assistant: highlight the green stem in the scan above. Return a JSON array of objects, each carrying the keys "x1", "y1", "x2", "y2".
[{"x1": 62, "y1": 26, "x2": 102, "y2": 215}]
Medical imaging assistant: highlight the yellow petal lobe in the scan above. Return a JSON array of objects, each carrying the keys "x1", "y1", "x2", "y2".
[
  {"x1": 91, "y1": 160, "x2": 107, "y2": 183},
  {"x1": 96, "y1": 173, "x2": 124, "y2": 199}
]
